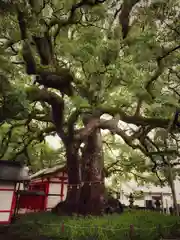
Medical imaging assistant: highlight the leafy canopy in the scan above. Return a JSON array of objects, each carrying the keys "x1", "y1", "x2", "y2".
[{"x1": 0, "y1": 0, "x2": 180, "y2": 177}]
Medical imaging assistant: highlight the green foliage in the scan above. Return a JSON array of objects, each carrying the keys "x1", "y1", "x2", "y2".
[
  {"x1": 28, "y1": 142, "x2": 65, "y2": 172},
  {"x1": 3, "y1": 87, "x2": 29, "y2": 116},
  {"x1": 103, "y1": 134, "x2": 160, "y2": 188},
  {"x1": 0, "y1": 0, "x2": 179, "y2": 117},
  {"x1": 0, "y1": 0, "x2": 180, "y2": 178},
  {"x1": 10, "y1": 211, "x2": 180, "y2": 240},
  {"x1": 0, "y1": 120, "x2": 65, "y2": 171}
]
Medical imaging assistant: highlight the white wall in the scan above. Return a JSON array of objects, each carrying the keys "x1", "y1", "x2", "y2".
[
  {"x1": 174, "y1": 179, "x2": 180, "y2": 203},
  {"x1": 47, "y1": 183, "x2": 68, "y2": 209},
  {"x1": 47, "y1": 172, "x2": 68, "y2": 209},
  {"x1": 0, "y1": 183, "x2": 15, "y2": 223},
  {"x1": 47, "y1": 183, "x2": 61, "y2": 209},
  {"x1": 119, "y1": 179, "x2": 179, "y2": 209}
]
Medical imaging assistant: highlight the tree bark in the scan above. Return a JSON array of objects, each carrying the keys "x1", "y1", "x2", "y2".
[
  {"x1": 167, "y1": 161, "x2": 179, "y2": 216},
  {"x1": 79, "y1": 128, "x2": 105, "y2": 215},
  {"x1": 65, "y1": 141, "x2": 81, "y2": 213},
  {"x1": 53, "y1": 141, "x2": 81, "y2": 215},
  {"x1": 53, "y1": 114, "x2": 105, "y2": 216}
]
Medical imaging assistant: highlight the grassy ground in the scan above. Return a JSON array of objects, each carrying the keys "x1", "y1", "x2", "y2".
[{"x1": 1, "y1": 210, "x2": 180, "y2": 240}]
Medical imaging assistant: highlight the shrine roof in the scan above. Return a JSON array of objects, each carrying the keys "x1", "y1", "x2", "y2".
[
  {"x1": 0, "y1": 160, "x2": 30, "y2": 182},
  {"x1": 30, "y1": 164, "x2": 67, "y2": 179}
]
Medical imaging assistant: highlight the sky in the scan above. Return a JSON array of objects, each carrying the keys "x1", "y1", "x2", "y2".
[{"x1": 45, "y1": 135, "x2": 61, "y2": 149}]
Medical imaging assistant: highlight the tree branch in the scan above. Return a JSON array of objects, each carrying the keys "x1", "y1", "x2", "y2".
[
  {"x1": 67, "y1": 109, "x2": 81, "y2": 139},
  {"x1": 9, "y1": 126, "x2": 55, "y2": 163},
  {"x1": 75, "y1": 118, "x2": 100, "y2": 140},
  {"x1": 145, "y1": 44, "x2": 180, "y2": 98},
  {"x1": 119, "y1": 0, "x2": 140, "y2": 39},
  {"x1": 97, "y1": 107, "x2": 176, "y2": 129},
  {"x1": 145, "y1": 65, "x2": 163, "y2": 98},
  {"x1": 26, "y1": 86, "x2": 66, "y2": 143},
  {"x1": 157, "y1": 45, "x2": 180, "y2": 63},
  {"x1": 49, "y1": 0, "x2": 107, "y2": 34}
]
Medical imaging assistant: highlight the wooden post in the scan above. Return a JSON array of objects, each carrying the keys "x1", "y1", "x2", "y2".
[
  {"x1": 129, "y1": 224, "x2": 134, "y2": 239},
  {"x1": 161, "y1": 192, "x2": 164, "y2": 214},
  {"x1": 61, "y1": 223, "x2": 65, "y2": 233},
  {"x1": 157, "y1": 224, "x2": 162, "y2": 238},
  {"x1": 165, "y1": 199, "x2": 169, "y2": 214}
]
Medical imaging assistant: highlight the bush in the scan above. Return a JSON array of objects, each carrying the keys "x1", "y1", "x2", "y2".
[{"x1": 10, "y1": 211, "x2": 180, "y2": 240}]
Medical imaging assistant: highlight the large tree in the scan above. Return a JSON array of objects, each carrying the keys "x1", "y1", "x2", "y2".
[{"x1": 1, "y1": 0, "x2": 180, "y2": 215}]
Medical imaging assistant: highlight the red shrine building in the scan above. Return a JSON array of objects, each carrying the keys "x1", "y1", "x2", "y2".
[{"x1": 18, "y1": 165, "x2": 68, "y2": 212}]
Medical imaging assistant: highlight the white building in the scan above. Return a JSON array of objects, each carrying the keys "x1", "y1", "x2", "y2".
[
  {"x1": 118, "y1": 179, "x2": 180, "y2": 211},
  {"x1": 18, "y1": 165, "x2": 68, "y2": 212}
]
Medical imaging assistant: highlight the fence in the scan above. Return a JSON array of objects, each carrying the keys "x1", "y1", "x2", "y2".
[{"x1": 4, "y1": 221, "x2": 179, "y2": 240}]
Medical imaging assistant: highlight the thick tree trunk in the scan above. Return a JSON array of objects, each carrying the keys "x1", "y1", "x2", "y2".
[
  {"x1": 53, "y1": 141, "x2": 81, "y2": 215},
  {"x1": 79, "y1": 129, "x2": 105, "y2": 215},
  {"x1": 53, "y1": 116, "x2": 105, "y2": 216},
  {"x1": 65, "y1": 142, "x2": 81, "y2": 213}
]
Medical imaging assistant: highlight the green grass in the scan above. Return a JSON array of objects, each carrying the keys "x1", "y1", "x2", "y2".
[{"x1": 10, "y1": 210, "x2": 180, "y2": 240}]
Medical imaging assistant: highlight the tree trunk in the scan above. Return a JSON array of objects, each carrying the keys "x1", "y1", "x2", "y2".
[
  {"x1": 53, "y1": 116, "x2": 105, "y2": 216},
  {"x1": 167, "y1": 161, "x2": 179, "y2": 216},
  {"x1": 65, "y1": 141, "x2": 81, "y2": 213},
  {"x1": 53, "y1": 141, "x2": 81, "y2": 215},
  {"x1": 79, "y1": 129, "x2": 105, "y2": 215}
]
